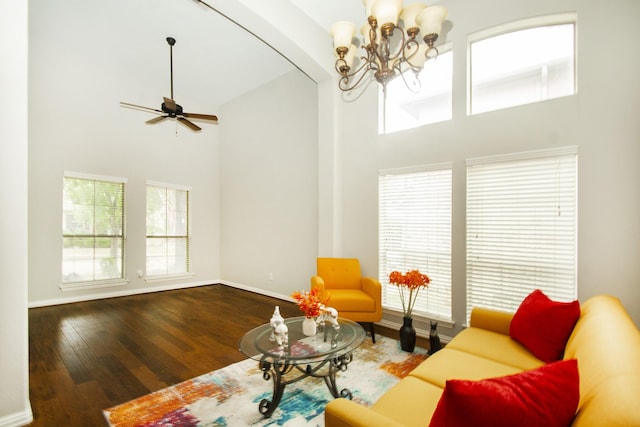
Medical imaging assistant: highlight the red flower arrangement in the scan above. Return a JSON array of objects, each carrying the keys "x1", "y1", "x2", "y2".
[
  {"x1": 389, "y1": 269, "x2": 430, "y2": 318},
  {"x1": 291, "y1": 288, "x2": 329, "y2": 318}
]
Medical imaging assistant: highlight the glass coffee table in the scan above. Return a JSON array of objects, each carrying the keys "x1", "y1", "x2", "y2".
[{"x1": 239, "y1": 316, "x2": 366, "y2": 417}]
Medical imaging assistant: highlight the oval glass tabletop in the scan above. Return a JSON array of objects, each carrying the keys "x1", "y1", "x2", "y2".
[{"x1": 239, "y1": 316, "x2": 366, "y2": 363}]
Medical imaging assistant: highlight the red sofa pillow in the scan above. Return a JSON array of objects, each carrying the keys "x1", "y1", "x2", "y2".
[
  {"x1": 429, "y1": 359, "x2": 579, "y2": 427},
  {"x1": 509, "y1": 289, "x2": 580, "y2": 362}
]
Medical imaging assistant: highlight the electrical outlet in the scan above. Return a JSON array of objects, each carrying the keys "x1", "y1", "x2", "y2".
[{"x1": 268, "y1": 272, "x2": 274, "y2": 281}]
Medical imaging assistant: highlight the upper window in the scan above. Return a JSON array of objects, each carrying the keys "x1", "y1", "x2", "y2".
[
  {"x1": 146, "y1": 182, "x2": 191, "y2": 278},
  {"x1": 62, "y1": 173, "x2": 126, "y2": 288},
  {"x1": 379, "y1": 165, "x2": 452, "y2": 320},
  {"x1": 380, "y1": 46, "x2": 453, "y2": 134},
  {"x1": 466, "y1": 147, "x2": 577, "y2": 323},
  {"x1": 468, "y1": 14, "x2": 576, "y2": 115}
]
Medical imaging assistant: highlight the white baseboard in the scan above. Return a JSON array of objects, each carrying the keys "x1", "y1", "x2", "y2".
[
  {"x1": 28, "y1": 280, "x2": 218, "y2": 308},
  {"x1": 0, "y1": 406, "x2": 33, "y2": 427},
  {"x1": 220, "y1": 280, "x2": 295, "y2": 303}
]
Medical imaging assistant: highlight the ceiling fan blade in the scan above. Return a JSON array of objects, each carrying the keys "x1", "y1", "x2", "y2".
[
  {"x1": 146, "y1": 115, "x2": 168, "y2": 125},
  {"x1": 163, "y1": 97, "x2": 177, "y2": 112},
  {"x1": 182, "y1": 112, "x2": 219, "y2": 122},
  {"x1": 177, "y1": 117, "x2": 201, "y2": 132},
  {"x1": 120, "y1": 102, "x2": 163, "y2": 114}
]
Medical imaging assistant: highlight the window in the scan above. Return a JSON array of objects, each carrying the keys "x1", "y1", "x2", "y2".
[
  {"x1": 380, "y1": 46, "x2": 453, "y2": 134},
  {"x1": 466, "y1": 147, "x2": 577, "y2": 322},
  {"x1": 146, "y1": 182, "x2": 191, "y2": 277},
  {"x1": 379, "y1": 165, "x2": 452, "y2": 320},
  {"x1": 62, "y1": 173, "x2": 126, "y2": 287},
  {"x1": 468, "y1": 14, "x2": 576, "y2": 115}
]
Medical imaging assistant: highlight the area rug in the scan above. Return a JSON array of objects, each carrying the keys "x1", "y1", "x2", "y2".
[{"x1": 104, "y1": 335, "x2": 428, "y2": 427}]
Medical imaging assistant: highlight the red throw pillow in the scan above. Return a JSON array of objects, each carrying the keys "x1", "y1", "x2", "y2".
[
  {"x1": 509, "y1": 289, "x2": 580, "y2": 362},
  {"x1": 429, "y1": 359, "x2": 579, "y2": 427}
]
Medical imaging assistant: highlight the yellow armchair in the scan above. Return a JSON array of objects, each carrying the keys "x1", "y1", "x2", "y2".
[{"x1": 311, "y1": 258, "x2": 382, "y2": 342}]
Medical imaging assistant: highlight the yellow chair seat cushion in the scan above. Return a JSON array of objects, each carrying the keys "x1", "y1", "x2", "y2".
[{"x1": 326, "y1": 289, "x2": 376, "y2": 313}]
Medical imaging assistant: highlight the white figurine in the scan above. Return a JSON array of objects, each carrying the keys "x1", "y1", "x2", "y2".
[
  {"x1": 270, "y1": 306, "x2": 284, "y2": 341},
  {"x1": 274, "y1": 323, "x2": 288, "y2": 347}
]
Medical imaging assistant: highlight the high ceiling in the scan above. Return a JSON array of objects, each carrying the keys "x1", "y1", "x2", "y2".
[{"x1": 30, "y1": 0, "x2": 439, "y2": 116}]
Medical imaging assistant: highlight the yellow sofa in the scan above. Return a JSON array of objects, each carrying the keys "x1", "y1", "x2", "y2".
[{"x1": 325, "y1": 295, "x2": 640, "y2": 427}]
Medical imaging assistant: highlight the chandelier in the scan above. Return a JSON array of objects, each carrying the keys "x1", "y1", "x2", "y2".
[{"x1": 330, "y1": 0, "x2": 448, "y2": 94}]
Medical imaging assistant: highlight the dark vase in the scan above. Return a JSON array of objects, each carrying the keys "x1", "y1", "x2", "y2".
[{"x1": 399, "y1": 317, "x2": 416, "y2": 352}]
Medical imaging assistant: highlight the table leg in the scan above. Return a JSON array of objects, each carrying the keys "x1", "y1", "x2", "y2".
[
  {"x1": 324, "y1": 352, "x2": 354, "y2": 399},
  {"x1": 256, "y1": 352, "x2": 355, "y2": 418},
  {"x1": 258, "y1": 356, "x2": 291, "y2": 418}
]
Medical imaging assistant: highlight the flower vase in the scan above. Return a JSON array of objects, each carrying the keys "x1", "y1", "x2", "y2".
[
  {"x1": 302, "y1": 316, "x2": 317, "y2": 336},
  {"x1": 399, "y1": 317, "x2": 416, "y2": 352}
]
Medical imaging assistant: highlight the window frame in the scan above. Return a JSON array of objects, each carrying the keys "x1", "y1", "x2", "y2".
[
  {"x1": 467, "y1": 13, "x2": 577, "y2": 116},
  {"x1": 378, "y1": 163, "x2": 453, "y2": 322},
  {"x1": 145, "y1": 180, "x2": 193, "y2": 281},
  {"x1": 379, "y1": 42, "x2": 453, "y2": 135},
  {"x1": 61, "y1": 171, "x2": 127, "y2": 290}
]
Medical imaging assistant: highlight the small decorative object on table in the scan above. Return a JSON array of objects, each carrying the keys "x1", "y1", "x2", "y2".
[
  {"x1": 269, "y1": 306, "x2": 284, "y2": 341},
  {"x1": 389, "y1": 269, "x2": 430, "y2": 352},
  {"x1": 291, "y1": 288, "x2": 329, "y2": 336}
]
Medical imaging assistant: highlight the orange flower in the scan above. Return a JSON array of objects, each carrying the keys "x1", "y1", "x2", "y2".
[
  {"x1": 291, "y1": 288, "x2": 330, "y2": 318},
  {"x1": 389, "y1": 269, "x2": 430, "y2": 318}
]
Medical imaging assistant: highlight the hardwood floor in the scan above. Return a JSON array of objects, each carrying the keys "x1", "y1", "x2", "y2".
[{"x1": 27, "y1": 284, "x2": 409, "y2": 426}]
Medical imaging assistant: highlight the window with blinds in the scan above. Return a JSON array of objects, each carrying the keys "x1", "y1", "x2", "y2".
[
  {"x1": 62, "y1": 173, "x2": 126, "y2": 287},
  {"x1": 466, "y1": 147, "x2": 577, "y2": 322},
  {"x1": 146, "y1": 182, "x2": 191, "y2": 277},
  {"x1": 379, "y1": 165, "x2": 452, "y2": 320}
]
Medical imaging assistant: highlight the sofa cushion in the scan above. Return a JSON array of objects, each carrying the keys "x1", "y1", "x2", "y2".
[
  {"x1": 429, "y1": 359, "x2": 579, "y2": 427},
  {"x1": 409, "y1": 348, "x2": 521, "y2": 388},
  {"x1": 510, "y1": 289, "x2": 580, "y2": 363},
  {"x1": 370, "y1": 376, "x2": 444, "y2": 427},
  {"x1": 445, "y1": 327, "x2": 545, "y2": 370}
]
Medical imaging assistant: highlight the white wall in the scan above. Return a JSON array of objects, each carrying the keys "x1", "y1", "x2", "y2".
[
  {"x1": 325, "y1": 0, "x2": 640, "y2": 333},
  {"x1": 28, "y1": 2, "x2": 222, "y2": 305},
  {"x1": 0, "y1": 2, "x2": 33, "y2": 426},
  {"x1": 220, "y1": 71, "x2": 319, "y2": 297}
]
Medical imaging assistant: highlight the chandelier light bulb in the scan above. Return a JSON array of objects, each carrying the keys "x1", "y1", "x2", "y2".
[
  {"x1": 416, "y1": 5, "x2": 448, "y2": 42},
  {"x1": 400, "y1": 3, "x2": 427, "y2": 32},
  {"x1": 330, "y1": 21, "x2": 357, "y2": 50},
  {"x1": 372, "y1": 0, "x2": 402, "y2": 27}
]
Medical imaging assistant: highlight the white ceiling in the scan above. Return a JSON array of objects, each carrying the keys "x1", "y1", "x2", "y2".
[{"x1": 31, "y1": 0, "x2": 442, "y2": 117}]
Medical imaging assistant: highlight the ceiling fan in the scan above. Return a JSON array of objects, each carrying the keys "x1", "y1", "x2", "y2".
[{"x1": 120, "y1": 37, "x2": 219, "y2": 132}]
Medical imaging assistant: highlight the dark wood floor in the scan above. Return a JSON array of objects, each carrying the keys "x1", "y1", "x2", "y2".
[{"x1": 27, "y1": 284, "x2": 411, "y2": 426}]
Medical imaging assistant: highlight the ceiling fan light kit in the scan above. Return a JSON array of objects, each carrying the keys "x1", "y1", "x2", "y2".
[{"x1": 120, "y1": 36, "x2": 219, "y2": 132}]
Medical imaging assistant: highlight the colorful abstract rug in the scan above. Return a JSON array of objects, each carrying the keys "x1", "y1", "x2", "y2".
[{"x1": 104, "y1": 335, "x2": 428, "y2": 427}]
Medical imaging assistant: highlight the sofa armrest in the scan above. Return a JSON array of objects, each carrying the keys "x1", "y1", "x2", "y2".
[
  {"x1": 325, "y1": 398, "x2": 405, "y2": 427},
  {"x1": 469, "y1": 307, "x2": 514, "y2": 335}
]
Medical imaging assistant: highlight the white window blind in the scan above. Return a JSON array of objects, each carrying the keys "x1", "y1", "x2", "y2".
[
  {"x1": 466, "y1": 147, "x2": 577, "y2": 322},
  {"x1": 379, "y1": 165, "x2": 452, "y2": 320},
  {"x1": 62, "y1": 173, "x2": 126, "y2": 285},
  {"x1": 146, "y1": 182, "x2": 191, "y2": 277}
]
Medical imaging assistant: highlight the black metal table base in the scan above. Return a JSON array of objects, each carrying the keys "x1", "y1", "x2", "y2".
[{"x1": 258, "y1": 352, "x2": 354, "y2": 418}]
